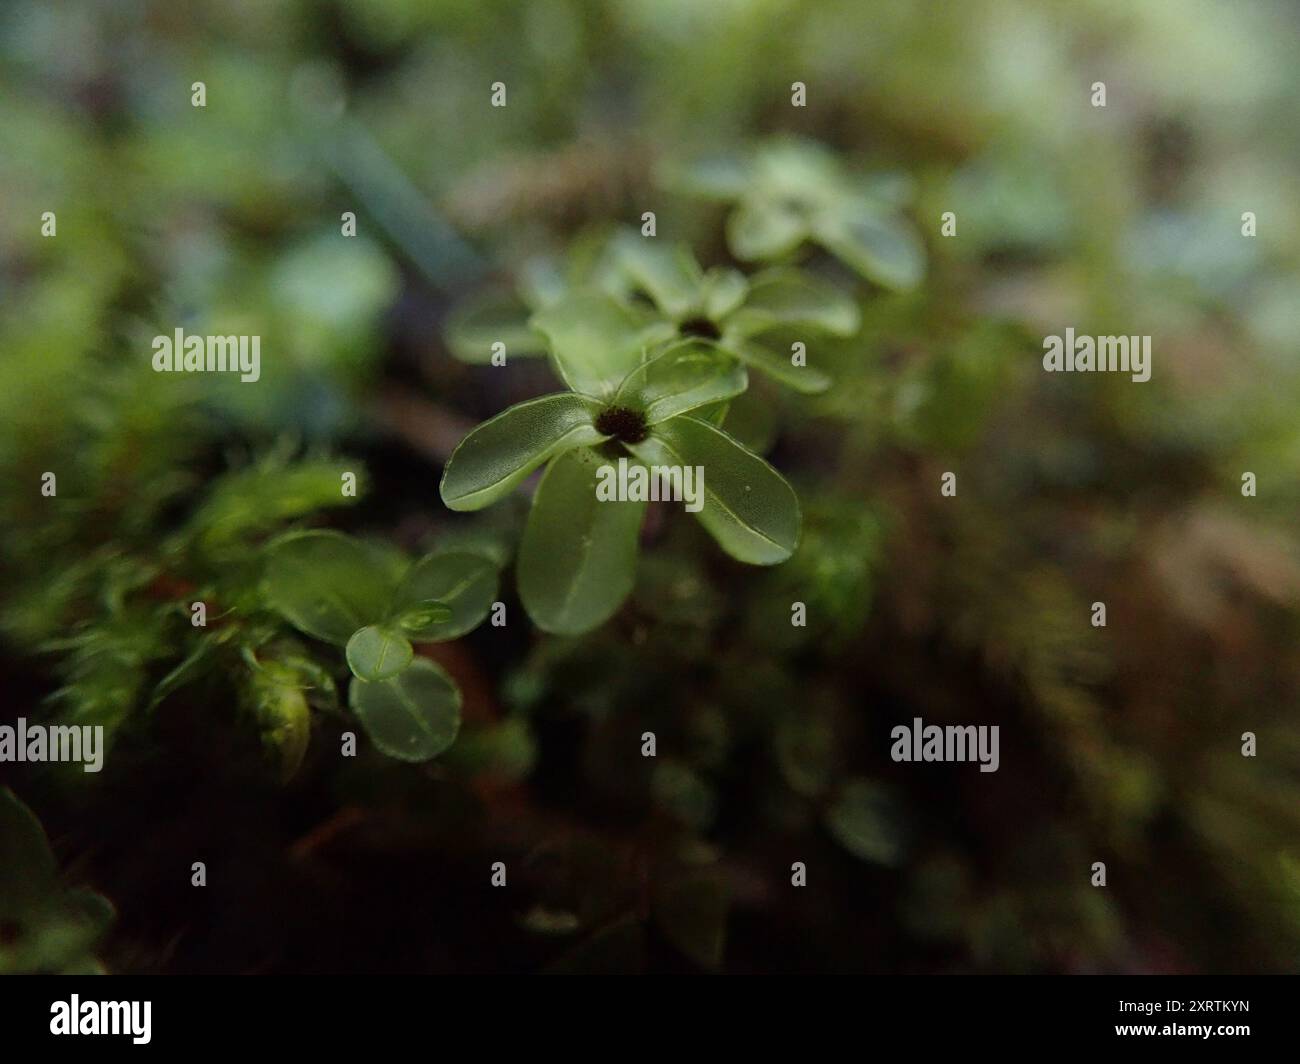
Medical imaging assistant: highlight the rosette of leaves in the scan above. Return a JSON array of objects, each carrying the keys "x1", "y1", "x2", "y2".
[
  {"x1": 596, "y1": 229, "x2": 860, "y2": 395},
  {"x1": 263, "y1": 530, "x2": 499, "y2": 762},
  {"x1": 443, "y1": 229, "x2": 859, "y2": 396},
  {"x1": 439, "y1": 326, "x2": 801, "y2": 635},
  {"x1": 666, "y1": 136, "x2": 926, "y2": 290}
]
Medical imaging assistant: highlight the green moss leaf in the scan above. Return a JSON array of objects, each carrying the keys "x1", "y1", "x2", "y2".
[
  {"x1": 348, "y1": 657, "x2": 461, "y2": 762},
  {"x1": 519, "y1": 447, "x2": 646, "y2": 635},
  {"x1": 632, "y1": 417, "x2": 800, "y2": 565},
  {"x1": 264, "y1": 530, "x2": 395, "y2": 644},
  {"x1": 440, "y1": 393, "x2": 605, "y2": 511}
]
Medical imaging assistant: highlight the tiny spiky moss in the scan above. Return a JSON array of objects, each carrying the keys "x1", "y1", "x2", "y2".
[
  {"x1": 596, "y1": 405, "x2": 650, "y2": 444},
  {"x1": 678, "y1": 316, "x2": 721, "y2": 341}
]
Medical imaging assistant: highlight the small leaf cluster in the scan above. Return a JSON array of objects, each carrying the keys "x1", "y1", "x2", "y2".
[
  {"x1": 263, "y1": 531, "x2": 500, "y2": 762},
  {"x1": 441, "y1": 139, "x2": 925, "y2": 636}
]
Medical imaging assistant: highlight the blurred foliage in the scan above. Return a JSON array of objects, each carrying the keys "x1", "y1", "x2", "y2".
[{"x1": 2, "y1": 0, "x2": 1300, "y2": 974}]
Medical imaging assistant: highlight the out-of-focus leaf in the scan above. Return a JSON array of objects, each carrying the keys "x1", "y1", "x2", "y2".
[
  {"x1": 531, "y1": 291, "x2": 674, "y2": 398},
  {"x1": 652, "y1": 866, "x2": 728, "y2": 970},
  {"x1": 444, "y1": 288, "x2": 547, "y2": 364},
  {"x1": 825, "y1": 778, "x2": 911, "y2": 867},
  {"x1": 719, "y1": 335, "x2": 831, "y2": 394},
  {"x1": 728, "y1": 269, "x2": 861, "y2": 336},
  {"x1": 813, "y1": 209, "x2": 925, "y2": 290}
]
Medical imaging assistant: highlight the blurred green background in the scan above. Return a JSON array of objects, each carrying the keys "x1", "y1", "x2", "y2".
[{"x1": 2, "y1": 0, "x2": 1299, "y2": 973}]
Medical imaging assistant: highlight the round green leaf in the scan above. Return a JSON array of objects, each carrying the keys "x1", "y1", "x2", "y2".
[
  {"x1": 614, "y1": 340, "x2": 748, "y2": 425},
  {"x1": 440, "y1": 393, "x2": 605, "y2": 511},
  {"x1": 519, "y1": 447, "x2": 646, "y2": 635},
  {"x1": 348, "y1": 657, "x2": 461, "y2": 762},
  {"x1": 444, "y1": 289, "x2": 547, "y2": 364},
  {"x1": 264, "y1": 530, "x2": 396, "y2": 644},
  {"x1": 389, "y1": 551, "x2": 499, "y2": 640},
  {"x1": 631, "y1": 417, "x2": 800, "y2": 565},
  {"x1": 530, "y1": 291, "x2": 675, "y2": 397},
  {"x1": 346, "y1": 624, "x2": 415, "y2": 682}
]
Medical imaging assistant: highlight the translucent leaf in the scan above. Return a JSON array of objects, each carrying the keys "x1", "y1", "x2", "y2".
[
  {"x1": 530, "y1": 291, "x2": 675, "y2": 398},
  {"x1": 345, "y1": 624, "x2": 414, "y2": 682},
  {"x1": 444, "y1": 289, "x2": 547, "y2": 364},
  {"x1": 611, "y1": 233, "x2": 704, "y2": 319},
  {"x1": 726, "y1": 198, "x2": 809, "y2": 262},
  {"x1": 813, "y1": 208, "x2": 925, "y2": 290},
  {"x1": 394, "y1": 601, "x2": 454, "y2": 633},
  {"x1": 658, "y1": 154, "x2": 752, "y2": 201},
  {"x1": 389, "y1": 551, "x2": 499, "y2": 640},
  {"x1": 727, "y1": 268, "x2": 860, "y2": 337},
  {"x1": 518, "y1": 447, "x2": 646, "y2": 635},
  {"x1": 348, "y1": 657, "x2": 461, "y2": 762},
  {"x1": 632, "y1": 417, "x2": 800, "y2": 565},
  {"x1": 701, "y1": 267, "x2": 749, "y2": 321},
  {"x1": 440, "y1": 393, "x2": 605, "y2": 511},
  {"x1": 264, "y1": 531, "x2": 395, "y2": 644},
  {"x1": 717, "y1": 335, "x2": 831, "y2": 395},
  {"x1": 613, "y1": 340, "x2": 747, "y2": 425}
]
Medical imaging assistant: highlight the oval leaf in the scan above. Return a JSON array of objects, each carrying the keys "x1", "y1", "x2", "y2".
[
  {"x1": 716, "y1": 335, "x2": 830, "y2": 395},
  {"x1": 611, "y1": 233, "x2": 704, "y2": 319},
  {"x1": 264, "y1": 531, "x2": 396, "y2": 644},
  {"x1": 390, "y1": 551, "x2": 499, "y2": 640},
  {"x1": 812, "y1": 208, "x2": 925, "y2": 290},
  {"x1": 519, "y1": 447, "x2": 646, "y2": 635},
  {"x1": 726, "y1": 199, "x2": 809, "y2": 262},
  {"x1": 614, "y1": 340, "x2": 748, "y2": 425},
  {"x1": 346, "y1": 624, "x2": 415, "y2": 682},
  {"x1": 395, "y1": 600, "x2": 454, "y2": 633},
  {"x1": 631, "y1": 417, "x2": 799, "y2": 565},
  {"x1": 444, "y1": 289, "x2": 547, "y2": 364},
  {"x1": 728, "y1": 269, "x2": 860, "y2": 337},
  {"x1": 530, "y1": 291, "x2": 675, "y2": 398},
  {"x1": 348, "y1": 657, "x2": 461, "y2": 762},
  {"x1": 440, "y1": 393, "x2": 605, "y2": 511}
]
